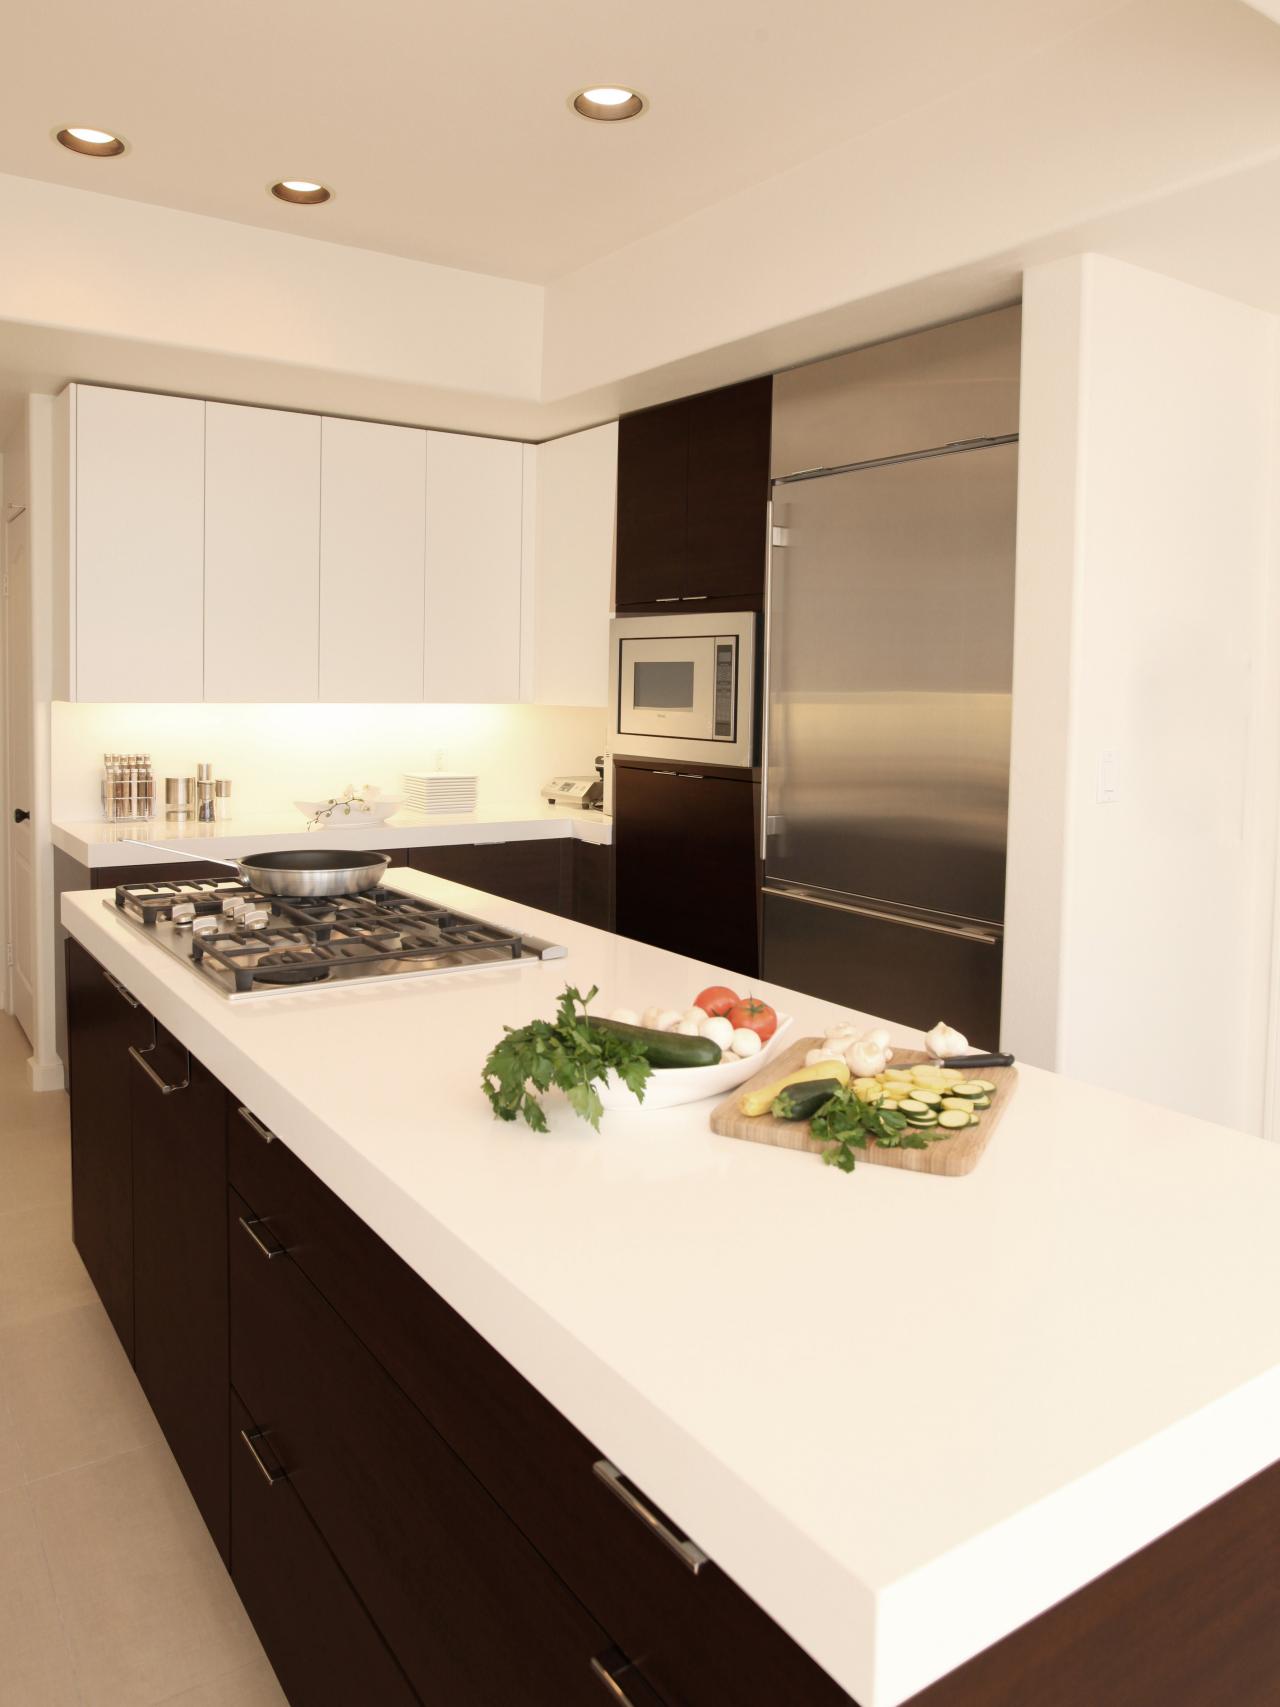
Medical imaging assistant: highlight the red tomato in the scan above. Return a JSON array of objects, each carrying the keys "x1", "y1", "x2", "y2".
[
  {"x1": 727, "y1": 997, "x2": 777, "y2": 1041},
  {"x1": 694, "y1": 985, "x2": 739, "y2": 1017}
]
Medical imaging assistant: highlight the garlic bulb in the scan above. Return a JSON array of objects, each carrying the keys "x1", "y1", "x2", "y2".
[
  {"x1": 925, "y1": 1020, "x2": 969, "y2": 1059},
  {"x1": 847, "y1": 1038, "x2": 889, "y2": 1077},
  {"x1": 859, "y1": 1026, "x2": 892, "y2": 1050}
]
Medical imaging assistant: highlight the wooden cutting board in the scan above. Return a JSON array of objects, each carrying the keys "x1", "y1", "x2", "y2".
[{"x1": 709, "y1": 1038, "x2": 1017, "y2": 1176}]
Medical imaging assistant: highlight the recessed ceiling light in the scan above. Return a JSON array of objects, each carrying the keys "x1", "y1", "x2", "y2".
[
  {"x1": 56, "y1": 126, "x2": 126, "y2": 157},
  {"x1": 270, "y1": 179, "x2": 332, "y2": 205},
  {"x1": 571, "y1": 86, "x2": 647, "y2": 122}
]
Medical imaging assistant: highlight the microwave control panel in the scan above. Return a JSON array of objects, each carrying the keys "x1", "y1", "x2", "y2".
[{"x1": 714, "y1": 641, "x2": 736, "y2": 738}]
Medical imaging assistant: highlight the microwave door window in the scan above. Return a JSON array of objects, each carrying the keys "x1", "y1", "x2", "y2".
[{"x1": 633, "y1": 660, "x2": 696, "y2": 709}]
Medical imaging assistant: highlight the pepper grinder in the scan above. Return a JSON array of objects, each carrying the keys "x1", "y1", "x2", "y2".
[{"x1": 196, "y1": 762, "x2": 215, "y2": 824}]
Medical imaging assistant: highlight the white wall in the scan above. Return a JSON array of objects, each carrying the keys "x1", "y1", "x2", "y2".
[
  {"x1": 51, "y1": 701, "x2": 605, "y2": 824},
  {"x1": 1005, "y1": 255, "x2": 1279, "y2": 1135}
]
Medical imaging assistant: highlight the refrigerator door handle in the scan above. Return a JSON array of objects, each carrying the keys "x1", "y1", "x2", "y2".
[{"x1": 763, "y1": 884, "x2": 1000, "y2": 946}]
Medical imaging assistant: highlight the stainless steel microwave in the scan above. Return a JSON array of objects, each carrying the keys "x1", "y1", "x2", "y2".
[{"x1": 607, "y1": 611, "x2": 756, "y2": 769}]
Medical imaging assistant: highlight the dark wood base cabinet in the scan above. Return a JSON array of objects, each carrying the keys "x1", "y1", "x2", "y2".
[
  {"x1": 67, "y1": 943, "x2": 1280, "y2": 1707},
  {"x1": 613, "y1": 760, "x2": 760, "y2": 978}
]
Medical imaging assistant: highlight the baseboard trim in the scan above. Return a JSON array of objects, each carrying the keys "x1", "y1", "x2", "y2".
[{"x1": 27, "y1": 1054, "x2": 66, "y2": 1093}]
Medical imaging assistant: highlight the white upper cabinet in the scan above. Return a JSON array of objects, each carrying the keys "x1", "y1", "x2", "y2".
[
  {"x1": 530, "y1": 423, "x2": 617, "y2": 706},
  {"x1": 69, "y1": 386, "x2": 206, "y2": 701},
  {"x1": 424, "y1": 432, "x2": 524, "y2": 703},
  {"x1": 204, "y1": 403, "x2": 321, "y2": 702},
  {"x1": 57, "y1": 384, "x2": 621, "y2": 711},
  {"x1": 319, "y1": 418, "x2": 426, "y2": 701}
]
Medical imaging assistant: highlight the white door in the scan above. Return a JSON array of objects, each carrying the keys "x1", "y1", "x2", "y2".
[
  {"x1": 424, "y1": 432, "x2": 523, "y2": 703},
  {"x1": 75, "y1": 385, "x2": 205, "y2": 700},
  {"x1": 319, "y1": 417, "x2": 426, "y2": 701},
  {"x1": 5, "y1": 507, "x2": 35, "y2": 1043},
  {"x1": 205, "y1": 403, "x2": 321, "y2": 701}
]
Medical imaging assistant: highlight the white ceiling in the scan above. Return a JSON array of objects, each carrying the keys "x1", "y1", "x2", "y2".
[{"x1": 1, "y1": 0, "x2": 1128, "y2": 284}]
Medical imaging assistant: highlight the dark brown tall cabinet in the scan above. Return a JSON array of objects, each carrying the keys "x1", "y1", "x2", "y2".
[{"x1": 615, "y1": 375, "x2": 772, "y2": 611}]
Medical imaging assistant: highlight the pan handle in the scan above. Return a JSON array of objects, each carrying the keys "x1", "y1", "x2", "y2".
[{"x1": 120, "y1": 839, "x2": 242, "y2": 873}]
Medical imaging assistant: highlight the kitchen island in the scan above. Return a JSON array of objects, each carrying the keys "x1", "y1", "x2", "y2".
[{"x1": 61, "y1": 871, "x2": 1280, "y2": 1707}]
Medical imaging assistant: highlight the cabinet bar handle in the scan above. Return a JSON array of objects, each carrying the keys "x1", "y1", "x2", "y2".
[
  {"x1": 236, "y1": 1106, "x2": 276, "y2": 1145},
  {"x1": 239, "y1": 1428, "x2": 287, "y2": 1486},
  {"x1": 653, "y1": 595, "x2": 681, "y2": 603},
  {"x1": 681, "y1": 593, "x2": 708, "y2": 601},
  {"x1": 651, "y1": 769, "x2": 677, "y2": 777},
  {"x1": 590, "y1": 1655, "x2": 640, "y2": 1706},
  {"x1": 103, "y1": 970, "x2": 139, "y2": 1008},
  {"x1": 128, "y1": 1022, "x2": 190, "y2": 1095},
  {"x1": 238, "y1": 1215, "x2": 286, "y2": 1260},
  {"x1": 592, "y1": 1459, "x2": 708, "y2": 1574},
  {"x1": 677, "y1": 773, "x2": 704, "y2": 780}
]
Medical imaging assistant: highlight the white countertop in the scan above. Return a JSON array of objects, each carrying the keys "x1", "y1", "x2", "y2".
[
  {"x1": 61, "y1": 873, "x2": 1280, "y2": 1706},
  {"x1": 52, "y1": 800, "x2": 612, "y2": 866}
]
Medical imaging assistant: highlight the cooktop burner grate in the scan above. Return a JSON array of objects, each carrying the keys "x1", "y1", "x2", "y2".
[{"x1": 110, "y1": 877, "x2": 563, "y2": 998}]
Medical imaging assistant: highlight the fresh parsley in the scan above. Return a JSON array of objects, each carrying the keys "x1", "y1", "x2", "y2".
[
  {"x1": 481, "y1": 985, "x2": 652, "y2": 1133},
  {"x1": 806, "y1": 1086, "x2": 932, "y2": 1173}
]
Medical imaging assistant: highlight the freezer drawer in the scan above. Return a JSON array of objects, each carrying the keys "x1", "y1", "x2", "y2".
[{"x1": 762, "y1": 887, "x2": 1002, "y2": 1047}]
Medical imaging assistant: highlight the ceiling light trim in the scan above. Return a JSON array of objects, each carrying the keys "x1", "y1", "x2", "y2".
[
  {"x1": 570, "y1": 87, "x2": 648, "y2": 122},
  {"x1": 55, "y1": 126, "x2": 128, "y2": 157},
  {"x1": 270, "y1": 180, "x2": 334, "y2": 206}
]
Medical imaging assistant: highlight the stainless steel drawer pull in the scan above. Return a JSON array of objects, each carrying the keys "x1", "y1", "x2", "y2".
[
  {"x1": 239, "y1": 1428, "x2": 286, "y2": 1487},
  {"x1": 236, "y1": 1106, "x2": 276, "y2": 1146},
  {"x1": 681, "y1": 593, "x2": 708, "y2": 601},
  {"x1": 651, "y1": 769, "x2": 678, "y2": 777},
  {"x1": 677, "y1": 773, "x2": 704, "y2": 780},
  {"x1": 238, "y1": 1216, "x2": 286, "y2": 1260},
  {"x1": 128, "y1": 1023, "x2": 190, "y2": 1095},
  {"x1": 764, "y1": 885, "x2": 1000, "y2": 946},
  {"x1": 589, "y1": 1656, "x2": 640, "y2": 1706},
  {"x1": 653, "y1": 595, "x2": 681, "y2": 603},
  {"x1": 103, "y1": 970, "x2": 139, "y2": 1008},
  {"x1": 592, "y1": 1459, "x2": 708, "y2": 1574}
]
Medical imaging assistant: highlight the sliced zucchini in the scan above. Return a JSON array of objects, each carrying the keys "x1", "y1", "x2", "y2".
[
  {"x1": 973, "y1": 1095, "x2": 991, "y2": 1109},
  {"x1": 912, "y1": 1089, "x2": 942, "y2": 1107},
  {"x1": 940, "y1": 1096, "x2": 973, "y2": 1113},
  {"x1": 937, "y1": 1110, "x2": 972, "y2": 1130},
  {"x1": 967, "y1": 1078, "x2": 997, "y2": 1094},
  {"x1": 880, "y1": 1098, "x2": 900, "y2": 1111},
  {"x1": 949, "y1": 1083, "x2": 985, "y2": 1099},
  {"x1": 898, "y1": 1097, "x2": 930, "y2": 1115}
]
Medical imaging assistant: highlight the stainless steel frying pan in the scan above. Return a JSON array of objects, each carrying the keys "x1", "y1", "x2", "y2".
[{"x1": 123, "y1": 839, "x2": 388, "y2": 898}]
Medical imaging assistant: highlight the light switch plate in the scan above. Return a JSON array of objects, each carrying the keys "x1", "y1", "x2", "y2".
[{"x1": 1096, "y1": 750, "x2": 1120, "y2": 804}]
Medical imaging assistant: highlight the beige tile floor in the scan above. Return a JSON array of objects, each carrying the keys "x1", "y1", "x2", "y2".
[{"x1": 0, "y1": 1016, "x2": 286, "y2": 1707}]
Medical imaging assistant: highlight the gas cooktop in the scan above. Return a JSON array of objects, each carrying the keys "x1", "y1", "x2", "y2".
[{"x1": 110, "y1": 878, "x2": 566, "y2": 1000}]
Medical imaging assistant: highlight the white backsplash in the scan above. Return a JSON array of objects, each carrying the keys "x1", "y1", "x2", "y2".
[{"x1": 52, "y1": 701, "x2": 606, "y2": 822}]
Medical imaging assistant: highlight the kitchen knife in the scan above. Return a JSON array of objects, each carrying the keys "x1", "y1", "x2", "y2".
[{"x1": 934, "y1": 1051, "x2": 1015, "y2": 1069}]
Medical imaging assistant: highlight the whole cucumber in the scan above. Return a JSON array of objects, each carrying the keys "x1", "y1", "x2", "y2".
[
  {"x1": 588, "y1": 1016, "x2": 721, "y2": 1068},
  {"x1": 771, "y1": 1078, "x2": 845, "y2": 1122}
]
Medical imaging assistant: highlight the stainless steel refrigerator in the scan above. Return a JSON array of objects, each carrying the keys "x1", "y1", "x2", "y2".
[{"x1": 761, "y1": 307, "x2": 1020, "y2": 1046}]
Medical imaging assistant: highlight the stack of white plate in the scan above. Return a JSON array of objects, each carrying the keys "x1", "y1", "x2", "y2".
[{"x1": 403, "y1": 772, "x2": 479, "y2": 814}]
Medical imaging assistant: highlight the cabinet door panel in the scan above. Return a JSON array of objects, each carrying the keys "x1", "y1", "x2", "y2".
[
  {"x1": 320, "y1": 418, "x2": 426, "y2": 702},
  {"x1": 229, "y1": 1191, "x2": 611, "y2": 1707},
  {"x1": 615, "y1": 399, "x2": 688, "y2": 607},
  {"x1": 205, "y1": 403, "x2": 320, "y2": 701},
  {"x1": 66, "y1": 939, "x2": 148, "y2": 1357},
  {"x1": 74, "y1": 386, "x2": 205, "y2": 701},
  {"x1": 131, "y1": 1034, "x2": 229, "y2": 1558},
  {"x1": 230, "y1": 1389, "x2": 419, "y2": 1707},
  {"x1": 685, "y1": 376, "x2": 771, "y2": 604},
  {"x1": 532, "y1": 423, "x2": 617, "y2": 705},
  {"x1": 614, "y1": 763, "x2": 759, "y2": 976},
  {"x1": 408, "y1": 841, "x2": 568, "y2": 914},
  {"x1": 424, "y1": 432, "x2": 523, "y2": 702}
]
